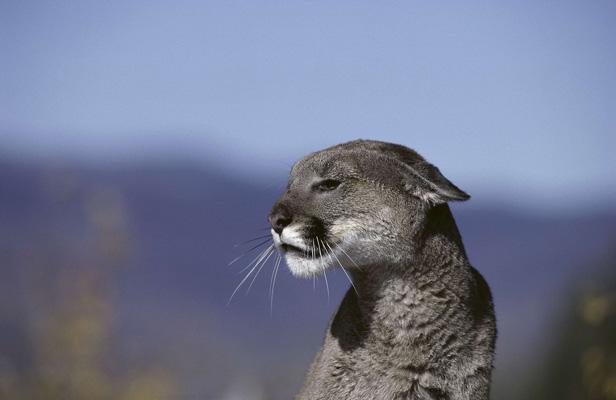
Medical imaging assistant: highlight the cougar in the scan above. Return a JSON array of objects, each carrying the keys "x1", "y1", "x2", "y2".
[{"x1": 269, "y1": 140, "x2": 496, "y2": 400}]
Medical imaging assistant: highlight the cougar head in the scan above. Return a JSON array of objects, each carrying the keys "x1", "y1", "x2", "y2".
[{"x1": 269, "y1": 140, "x2": 469, "y2": 278}]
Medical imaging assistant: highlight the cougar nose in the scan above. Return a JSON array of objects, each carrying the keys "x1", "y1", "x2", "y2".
[{"x1": 269, "y1": 206, "x2": 292, "y2": 235}]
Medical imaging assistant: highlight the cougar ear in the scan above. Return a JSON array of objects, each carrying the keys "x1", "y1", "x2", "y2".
[{"x1": 401, "y1": 161, "x2": 470, "y2": 205}]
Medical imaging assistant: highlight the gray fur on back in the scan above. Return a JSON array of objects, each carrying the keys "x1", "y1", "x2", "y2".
[{"x1": 268, "y1": 140, "x2": 496, "y2": 400}]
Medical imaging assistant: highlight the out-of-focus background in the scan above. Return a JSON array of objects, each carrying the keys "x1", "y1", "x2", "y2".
[{"x1": 1, "y1": 1, "x2": 615, "y2": 399}]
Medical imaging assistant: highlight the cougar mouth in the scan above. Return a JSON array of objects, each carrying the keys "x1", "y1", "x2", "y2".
[
  {"x1": 280, "y1": 242, "x2": 305, "y2": 254},
  {"x1": 272, "y1": 226, "x2": 346, "y2": 277},
  {"x1": 272, "y1": 227, "x2": 329, "y2": 260}
]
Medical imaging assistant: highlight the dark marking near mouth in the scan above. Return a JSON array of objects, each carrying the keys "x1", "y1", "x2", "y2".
[
  {"x1": 307, "y1": 218, "x2": 328, "y2": 241},
  {"x1": 281, "y1": 243, "x2": 304, "y2": 254}
]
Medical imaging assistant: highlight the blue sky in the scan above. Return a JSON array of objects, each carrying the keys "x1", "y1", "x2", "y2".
[{"x1": 1, "y1": 1, "x2": 615, "y2": 209}]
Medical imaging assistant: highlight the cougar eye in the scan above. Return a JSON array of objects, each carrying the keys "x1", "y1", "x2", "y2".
[{"x1": 314, "y1": 179, "x2": 341, "y2": 192}]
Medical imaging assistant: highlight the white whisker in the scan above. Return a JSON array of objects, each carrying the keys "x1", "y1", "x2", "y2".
[
  {"x1": 311, "y1": 238, "x2": 316, "y2": 260},
  {"x1": 335, "y1": 240, "x2": 361, "y2": 271},
  {"x1": 316, "y1": 237, "x2": 329, "y2": 303},
  {"x1": 323, "y1": 271, "x2": 330, "y2": 304},
  {"x1": 270, "y1": 253, "x2": 282, "y2": 314},
  {"x1": 237, "y1": 243, "x2": 273, "y2": 274},
  {"x1": 325, "y1": 241, "x2": 359, "y2": 297},
  {"x1": 228, "y1": 238, "x2": 272, "y2": 266},
  {"x1": 227, "y1": 245, "x2": 273, "y2": 305},
  {"x1": 233, "y1": 234, "x2": 272, "y2": 248},
  {"x1": 246, "y1": 246, "x2": 275, "y2": 294}
]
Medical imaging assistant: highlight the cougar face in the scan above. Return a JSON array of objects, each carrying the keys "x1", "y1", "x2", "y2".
[{"x1": 269, "y1": 140, "x2": 469, "y2": 278}]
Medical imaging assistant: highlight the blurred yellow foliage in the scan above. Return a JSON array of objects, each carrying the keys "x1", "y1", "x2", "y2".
[
  {"x1": 578, "y1": 290, "x2": 616, "y2": 400},
  {"x1": 120, "y1": 369, "x2": 176, "y2": 400},
  {"x1": 581, "y1": 294, "x2": 611, "y2": 326},
  {"x1": 0, "y1": 184, "x2": 175, "y2": 400}
]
